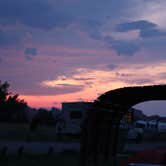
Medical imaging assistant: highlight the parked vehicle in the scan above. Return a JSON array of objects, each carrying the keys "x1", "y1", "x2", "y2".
[
  {"x1": 127, "y1": 120, "x2": 145, "y2": 142},
  {"x1": 158, "y1": 122, "x2": 166, "y2": 133},
  {"x1": 127, "y1": 127, "x2": 143, "y2": 143}
]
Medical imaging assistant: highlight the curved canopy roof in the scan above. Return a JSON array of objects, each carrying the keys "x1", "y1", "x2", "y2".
[{"x1": 95, "y1": 85, "x2": 166, "y2": 110}]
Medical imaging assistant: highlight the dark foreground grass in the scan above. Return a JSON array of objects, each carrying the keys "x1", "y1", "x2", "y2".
[
  {"x1": 0, "y1": 123, "x2": 79, "y2": 142},
  {"x1": 0, "y1": 152, "x2": 129, "y2": 166},
  {"x1": 0, "y1": 152, "x2": 80, "y2": 166}
]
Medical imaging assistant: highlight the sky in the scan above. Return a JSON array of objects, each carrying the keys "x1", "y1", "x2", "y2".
[
  {"x1": 134, "y1": 101, "x2": 166, "y2": 117},
  {"x1": 0, "y1": 0, "x2": 166, "y2": 115}
]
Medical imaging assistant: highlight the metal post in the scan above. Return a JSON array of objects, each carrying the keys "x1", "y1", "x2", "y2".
[{"x1": 112, "y1": 121, "x2": 120, "y2": 166}]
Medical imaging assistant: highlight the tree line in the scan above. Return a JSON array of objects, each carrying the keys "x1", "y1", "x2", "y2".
[
  {"x1": 0, "y1": 81, "x2": 59, "y2": 127},
  {"x1": 0, "y1": 81, "x2": 27, "y2": 123}
]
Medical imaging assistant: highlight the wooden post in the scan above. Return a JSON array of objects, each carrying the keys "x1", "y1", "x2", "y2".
[
  {"x1": 47, "y1": 146, "x2": 54, "y2": 156},
  {"x1": 80, "y1": 123, "x2": 88, "y2": 166},
  {"x1": 104, "y1": 115, "x2": 113, "y2": 161},
  {"x1": 1, "y1": 146, "x2": 7, "y2": 157},
  {"x1": 92, "y1": 111, "x2": 100, "y2": 166},
  {"x1": 18, "y1": 146, "x2": 24, "y2": 157}
]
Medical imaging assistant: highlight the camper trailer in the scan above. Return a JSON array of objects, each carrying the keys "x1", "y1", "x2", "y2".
[
  {"x1": 127, "y1": 120, "x2": 144, "y2": 142},
  {"x1": 56, "y1": 102, "x2": 92, "y2": 135}
]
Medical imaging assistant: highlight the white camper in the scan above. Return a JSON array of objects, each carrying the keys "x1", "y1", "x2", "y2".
[{"x1": 58, "y1": 102, "x2": 92, "y2": 135}]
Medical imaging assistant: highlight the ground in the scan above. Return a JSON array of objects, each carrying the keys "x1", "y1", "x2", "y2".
[
  {"x1": 0, "y1": 123, "x2": 128, "y2": 165},
  {"x1": 0, "y1": 123, "x2": 79, "y2": 142},
  {"x1": 1, "y1": 123, "x2": 166, "y2": 165}
]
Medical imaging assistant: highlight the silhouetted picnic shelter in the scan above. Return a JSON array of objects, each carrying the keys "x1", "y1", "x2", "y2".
[{"x1": 80, "y1": 85, "x2": 166, "y2": 165}]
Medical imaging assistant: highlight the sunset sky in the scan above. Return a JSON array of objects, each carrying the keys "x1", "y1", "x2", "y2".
[{"x1": 0, "y1": 0, "x2": 166, "y2": 115}]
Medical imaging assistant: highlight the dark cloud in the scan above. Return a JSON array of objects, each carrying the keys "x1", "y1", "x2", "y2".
[
  {"x1": 116, "y1": 20, "x2": 166, "y2": 38},
  {"x1": 124, "y1": 78, "x2": 153, "y2": 85},
  {"x1": 115, "y1": 72, "x2": 153, "y2": 84},
  {"x1": 0, "y1": 1, "x2": 146, "y2": 57},
  {"x1": 85, "y1": 81, "x2": 93, "y2": 88},
  {"x1": 0, "y1": 30, "x2": 22, "y2": 45},
  {"x1": 25, "y1": 48, "x2": 37, "y2": 55},
  {"x1": 89, "y1": 31, "x2": 102, "y2": 40},
  {"x1": 90, "y1": 33, "x2": 140, "y2": 56},
  {"x1": 56, "y1": 83, "x2": 77, "y2": 87},
  {"x1": 14, "y1": 83, "x2": 84, "y2": 95},
  {"x1": 106, "y1": 64, "x2": 117, "y2": 70},
  {"x1": 140, "y1": 28, "x2": 166, "y2": 38},
  {"x1": 72, "y1": 77, "x2": 93, "y2": 81},
  {"x1": 115, "y1": 72, "x2": 134, "y2": 77},
  {"x1": 104, "y1": 36, "x2": 114, "y2": 43},
  {"x1": 86, "y1": 20, "x2": 166, "y2": 56},
  {"x1": 81, "y1": 19, "x2": 102, "y2": 40},
  {"x1": 24, "y1": 48, "x2": 38, "y2": 60},
  {"x1": 86, "y1": 19, "x2": 101, "y2": 28},
  {"x1": 116, "y1": 20, "x2": 157, "y2": 32},
  {"x1": 0, "y1": 0, "x2": 71, "y2": 29},
  {"x1": 40, "y1": 84, "x2": 85, "y2": 95},
  {"x1": 111, "y1": 40, "x2": 140, "y2": 56}
]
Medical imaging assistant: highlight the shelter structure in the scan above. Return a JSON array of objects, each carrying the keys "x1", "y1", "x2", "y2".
[{"x1": 80, "y1": 85, "x2": 166, "y2": 165}]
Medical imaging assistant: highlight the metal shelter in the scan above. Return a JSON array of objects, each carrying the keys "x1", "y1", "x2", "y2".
[{"x1": 80, "y1": 85, "x2": 166, "y2": 165}]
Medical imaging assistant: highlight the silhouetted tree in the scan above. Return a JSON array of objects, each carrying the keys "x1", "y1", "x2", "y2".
[
  {"x1": 0, "y1": 80, "x2": 27, "y2": 123},
  {"x1": 36, "y1": 108, "x2": 56, "y2": 125},
  {"x1": 30, "y1": 108, "x2": 56, "y2": 131},
  {"x1": 0, "y1": 81, "x2": 9, "y2": 111},
  {"x1": 29, "y1": 116, "x2": 40, "y2": 132},
  {"x1": 5, "y1": 94, "x2": 27, "y2": 123}
]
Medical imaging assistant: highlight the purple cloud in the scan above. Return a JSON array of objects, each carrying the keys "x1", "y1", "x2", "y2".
[
  {"x1": 116, "y1": 20, "x2": 157, "y2": 32},
  {"x1": 0, "y1": 0, "x2": 71, "y2": 29},
  {"x1": 24, "y1": 48, "x2": 38, "y2": 60},
  {"x1": 0, "y1": 30, "x2": 22, "y2": 46}
]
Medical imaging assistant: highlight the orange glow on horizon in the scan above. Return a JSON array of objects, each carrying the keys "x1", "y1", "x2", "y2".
[{"x1": 20, "y1": 61, "x2": 166, "y2": 109}]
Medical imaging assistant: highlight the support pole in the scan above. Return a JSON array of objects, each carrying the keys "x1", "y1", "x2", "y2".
[
  {"x1": 104, "y1": 118, "x2": 113, "y2": 161},
  {"x1": 112, "y1": 121, "x2": 120, "y2": 166}
]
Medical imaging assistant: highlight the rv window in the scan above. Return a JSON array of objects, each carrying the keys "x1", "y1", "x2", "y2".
[{"x1": 70, "y1": 111, "x2": 82, "y2": 119}]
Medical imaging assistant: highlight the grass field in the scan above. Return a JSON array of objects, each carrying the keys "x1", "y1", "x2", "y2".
[
  {"x1": 0, "y1": 151, "x2": 79, "y2": 166},
  {"x1": 0, "y1": 152, "x2": 128, "y2": 166},
  {"x1": 0, "y1": 123, "x2": 79, "y2": 142},
  {"x1": 0, "y1": 123, "x2": 129, "y2": 165}
]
